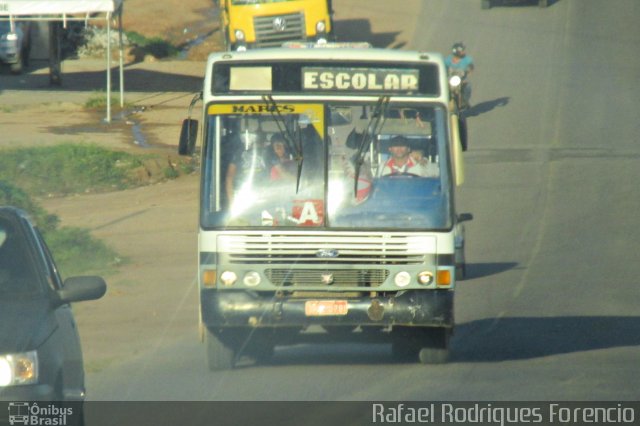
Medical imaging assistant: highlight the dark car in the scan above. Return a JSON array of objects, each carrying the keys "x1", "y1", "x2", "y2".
[{"x1": 0, "y1": 207, "x2": 106, "y2": 402}]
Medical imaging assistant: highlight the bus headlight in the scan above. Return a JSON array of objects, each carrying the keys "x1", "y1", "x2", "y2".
[
  {"x1": 0, "y1": 351, "x2": 38, "y2": 386},
  {"x1": 316, "y1": 20, "x2": 326, "y2": 33},
  {"x1": 243, "y1": 271, "x2": 261, "y2": 287},
  {"x1": 394, "y1": 271, "x2": 411, "y2": 287},
  {"x1": 220, "y1": 271, "x2": 237, "y2": 287},
  {"x1": 417, "y1": 271, "x2": 434, "y2": 285},
  {"x1": 234, "y1": 29, "x2": 245, "y2": 41}
]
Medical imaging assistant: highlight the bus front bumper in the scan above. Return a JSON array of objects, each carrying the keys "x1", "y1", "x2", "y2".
[{"x1": 201, "y1": 289, "x2": 454, "y2": 328}]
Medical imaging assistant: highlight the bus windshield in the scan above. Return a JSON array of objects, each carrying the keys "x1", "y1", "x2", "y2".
[{"x1": 201, "y1": 102, "x2": 453, "y2": 230}]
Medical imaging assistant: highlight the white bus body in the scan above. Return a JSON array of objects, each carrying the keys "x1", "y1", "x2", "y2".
[{"x1": 179, "y1": 46, "x2": 468, "y2": 369}]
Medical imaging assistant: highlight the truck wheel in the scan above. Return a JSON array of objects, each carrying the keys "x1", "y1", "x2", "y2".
[
  {"x1": 205, "y1": 328, "x2": 238, "y2": 371},
  {"x1": 417, "y1": 328, "x2": 451, "y2": 364},
  {"x1": 481, "y1": 0, "x2": 491, "y2": 10}
]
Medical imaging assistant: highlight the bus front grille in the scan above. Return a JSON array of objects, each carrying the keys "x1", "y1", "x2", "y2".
[
  {"x1": 218, "y1": 233, "x2": 434, "y2": 265},
  {"x1": 265, "y1": 269, "x2": 389, "y2": 287},
  {"x1": 254, "y1": 13, "x2": 306, "y2": 47}
]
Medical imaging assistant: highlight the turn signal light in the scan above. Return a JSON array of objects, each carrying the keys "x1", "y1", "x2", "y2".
[
  {"x1": 202, "y1": 269, "x2": 217, "y2": 288},
  {"x1": 436, "y1": 270, "x2": 451, "y2": 287}
]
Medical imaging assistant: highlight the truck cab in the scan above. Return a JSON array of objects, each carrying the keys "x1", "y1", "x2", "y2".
[{"x1": 217, "y1": 0, "x2": 333, "y2": 51}]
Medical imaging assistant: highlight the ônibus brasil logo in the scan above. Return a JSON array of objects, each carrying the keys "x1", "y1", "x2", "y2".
[{"x1": 7, "y1": 402, "x2": 73, "y2": 425}]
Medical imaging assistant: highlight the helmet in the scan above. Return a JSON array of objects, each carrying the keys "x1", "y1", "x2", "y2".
[{"x1": 452, "y1": 42, "x2": 466, "y2": 57}]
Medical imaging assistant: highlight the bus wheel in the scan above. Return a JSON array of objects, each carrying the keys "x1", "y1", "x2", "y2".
[
  {"x1": 417, "y1": 328, "x2": 451, "y2": 364},
  {"x1": 391, "y1": 326, "x2": 418, "y2": 362},
  {"x1": 205, "y1": 328, "x2": 238, "y2": 371}
]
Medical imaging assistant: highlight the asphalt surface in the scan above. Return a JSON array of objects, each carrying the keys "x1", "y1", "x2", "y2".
[{"x1": 85, "y1": 0, "x2": 640, "y2": 402}]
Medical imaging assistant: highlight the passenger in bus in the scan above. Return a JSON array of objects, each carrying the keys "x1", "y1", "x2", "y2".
[
  {"x1": 379, "y1": 135, "x2": 429, "y2": 177},
  {"x1": 268, "y1": 133, "x2": 296, "y2": 180}
]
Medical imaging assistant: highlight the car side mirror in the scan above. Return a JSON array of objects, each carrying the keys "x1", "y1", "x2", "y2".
[
  {"x1": 178, "y1": 119, "x2": 198, "y2": 156},
  {"x1": 457, "y1": 213, "x2": 473, "y2": 223},
  {"x1": 55, "y1": 276, "x2": 107, "y2": 306}
]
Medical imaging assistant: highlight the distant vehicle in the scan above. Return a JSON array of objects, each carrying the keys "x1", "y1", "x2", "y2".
[
  {"x1": 0, "y1": 207, "x2": 106, "y2": 403},
  {"x1": 481, "y1": 0, "x2": 547, "y2": 9},
  {"x1": 217, "y1": 0, "x2": 333, "y2": 51},
  {"x1": 0, "y1": 20, "x2": 31, "y2": 74}
]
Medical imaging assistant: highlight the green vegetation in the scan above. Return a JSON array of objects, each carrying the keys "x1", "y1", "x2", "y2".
[
  {"x1": 0, "y1": 181, "x2": 121, "y2": 277},
  {"x1": 84, "y1": 92, "x2": 131, "y2": 111},
  {"x1": 0, "y1": 143, "x2": 178, "y2": 197},
  {"x1": 125, "y1": 31, "x2": 180, "y2": 58},
  {"x1": 0, "y1": 143, "x2": 197, "y2": 277}
]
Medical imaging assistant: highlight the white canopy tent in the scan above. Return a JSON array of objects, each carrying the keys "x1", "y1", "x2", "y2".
[{"x1": 0, "y1": 0, "x2": 125, "y2": 122}]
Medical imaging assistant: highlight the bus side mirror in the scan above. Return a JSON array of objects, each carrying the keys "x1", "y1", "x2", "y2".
[
  {"x1": 178, "y1": 119, "x2": 198, "y2": 156},
  {"x1": 457, "y1": 213, "x2": 473, "y2": 223}
]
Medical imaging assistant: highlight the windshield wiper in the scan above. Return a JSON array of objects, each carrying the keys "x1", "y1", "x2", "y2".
[
  {"x1": 353, "y1": 96, "x2": 390, "y2": 197},
  {"x1": 263, "y1": 95, "x2": 304, "y2": 192}
]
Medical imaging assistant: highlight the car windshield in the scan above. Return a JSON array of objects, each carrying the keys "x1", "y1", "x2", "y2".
[
  {"x1": 0, "y1": 218, "x2": 42, "y2": 296},
  {"x1": 0, "y1": 21, "x2": 11, "y2": 34},
  {"x1": 201, "y1": 102, "x2": 453, "y2": 230}
]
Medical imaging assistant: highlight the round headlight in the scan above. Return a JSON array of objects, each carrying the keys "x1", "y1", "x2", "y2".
[
  {"x1": 418, "y1": 271, "x2": 434, "y2": 285},
  {"x1": 449, "y1": 75, "x2": 462, "y2": 88},
  {"x1": 394, "y1": 271, "x2": 411, "y2": 287},
  {"x1": 234, "y1": 29, "x2": 245, "y2": 41},
  {"x1": 220, "y1": 271, "x2": 237, "y2": 287},
  {"x1": 243, "y1": 271, "x2": 261, "y2": 287},
  {"x1": 316, "y1": 20, "x2": 326, "y2": 33}
]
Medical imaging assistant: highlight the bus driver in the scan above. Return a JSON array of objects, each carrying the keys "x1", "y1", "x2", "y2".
[{"x1": 379, "y1": 135, "x2": 428, "y2": 177}]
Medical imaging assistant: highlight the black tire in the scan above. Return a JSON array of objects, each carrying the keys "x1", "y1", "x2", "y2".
[
  {"x1": 481, "y1": 0, "x2": 491, "y2": 9},
  {"x1": 205, "y1": 328, "x2": 237, "y2": 371},
  {"x1": 391, "y1": 326, "x2": 419, "y2": 362},
  {"x1": 10, "y1": 55, "x2": 23, "y2": 74},
  {"x1": 417, "y1": 328, "x2": 451, "y2": 364}
]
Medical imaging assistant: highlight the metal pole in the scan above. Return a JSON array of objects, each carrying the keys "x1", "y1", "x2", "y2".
[
  {"x1": 118, "y1": 5, "x2": 124, "y2": 108},
  {"x1": 106, "y1": 13, "x2": 111, "y2": 123}
]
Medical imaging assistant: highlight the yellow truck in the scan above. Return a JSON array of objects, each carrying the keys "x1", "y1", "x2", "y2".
[{"x1": 217, "y1": 0, "x2": 333, "y2": 51}]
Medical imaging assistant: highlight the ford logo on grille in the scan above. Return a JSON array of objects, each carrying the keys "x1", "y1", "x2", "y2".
[
  {"x1": 316, "y1": 249, "x2": 339, "y2": 258},
  {"x1": 273, "y1": 17, "x2": 287, "y2": 32}
]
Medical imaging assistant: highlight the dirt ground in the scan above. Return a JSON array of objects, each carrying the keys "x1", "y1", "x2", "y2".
[{"x1": 0, "y1": 0, "x2": 419, "y2": 373}]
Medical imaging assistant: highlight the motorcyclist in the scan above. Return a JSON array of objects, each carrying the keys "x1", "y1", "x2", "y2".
[{"x1": 445, "y1": 42, "x2": 474, "y2": 109}]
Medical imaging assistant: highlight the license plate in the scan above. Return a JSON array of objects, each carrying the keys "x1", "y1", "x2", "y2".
[{"x1": 305, "y1": 300, "x2": 348, "y2": 316}]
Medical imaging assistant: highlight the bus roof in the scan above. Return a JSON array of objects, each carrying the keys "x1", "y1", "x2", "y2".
[{"x1": 206, "y1": 47, "x2": 445, "y2": 67}]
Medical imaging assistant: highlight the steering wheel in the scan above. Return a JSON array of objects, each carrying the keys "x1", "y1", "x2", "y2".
[{"x1": 382, "y1": 172, "x2": 421, "y2": 178}]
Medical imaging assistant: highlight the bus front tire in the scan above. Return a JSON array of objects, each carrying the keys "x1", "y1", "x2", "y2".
[{"x1": 205, "y1": 328, "x2": 237, "y2": 371}]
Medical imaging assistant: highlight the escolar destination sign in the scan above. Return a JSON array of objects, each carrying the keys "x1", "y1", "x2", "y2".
[{"x1": 302, "y1": 67, "x2": 420, "y2": 92}]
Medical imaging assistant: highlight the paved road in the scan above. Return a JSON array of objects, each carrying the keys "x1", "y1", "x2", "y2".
[{"x1": 87, "y1": 0, "x2": 640, "y2": 401}]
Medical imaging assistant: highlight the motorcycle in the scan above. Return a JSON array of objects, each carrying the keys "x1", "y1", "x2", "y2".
[{"x1": 448, "y1": 68, "x2": 470, "y2": 112}]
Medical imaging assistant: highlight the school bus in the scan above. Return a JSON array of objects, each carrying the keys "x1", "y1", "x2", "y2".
[
  {"x1": 217, "y1": 0, "x2": 333, "y2": 51},
  {"x1": 178, "y1": 44, "x2": 470, "y2": 369}
]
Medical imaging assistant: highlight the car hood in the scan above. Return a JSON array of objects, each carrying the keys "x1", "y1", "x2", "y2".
[{"x1": 0, "y1": 298, "x2": 56, "y2": 353}]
